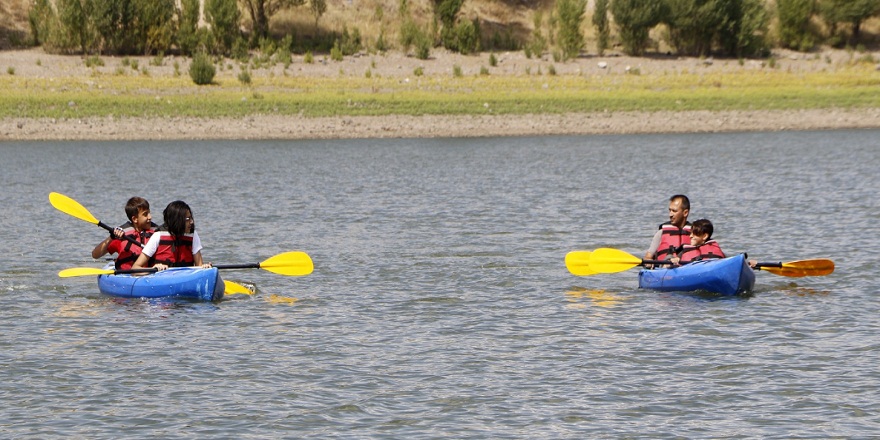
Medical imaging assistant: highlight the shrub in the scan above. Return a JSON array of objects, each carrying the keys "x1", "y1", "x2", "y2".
[
  {"x1": 330, "y1": 40, "x2": 344, "y2": 61},
  {"x1": 189, "y1": 52, "x2": 216, "y2": 85},
  {"x1": 238, "y1": 68, "x2": 252, "y2": 85},
  {"x1": 414, "y1": 33, "x2": 432, "y2": 60},
  {"x1": 489, "y1": 53, "x2": 497, "y2": 67},
  {"x1": 375, "y1": 29, "x2": 390, "y2": 52}
]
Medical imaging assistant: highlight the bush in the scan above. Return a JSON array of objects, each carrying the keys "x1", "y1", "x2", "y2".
[
  {"x1": 414, "y1": 32, "x2": 432, "y2": 60},
  {"x1": 189, "y1": 53, "x2": 216, "y2": 85},
  {"x1": 238, "y1": 68, "x2": 252, "y2": 85},
  {"x1": 330, "y1": 40, "x2": 344, "y2": 61}
]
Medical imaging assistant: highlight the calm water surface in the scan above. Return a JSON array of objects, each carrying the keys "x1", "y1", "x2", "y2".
[{"x1": 1, "y1": 131, "x2": 878, "y2": 438}]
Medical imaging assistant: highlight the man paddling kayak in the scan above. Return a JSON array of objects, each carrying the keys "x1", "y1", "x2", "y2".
[{"x1": 644, "y1": 194, "x2": 692, "y2": 268}]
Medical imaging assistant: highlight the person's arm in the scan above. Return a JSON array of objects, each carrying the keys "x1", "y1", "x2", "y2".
[
  {"x1": 132, "y1": 234, "x2": 167, "y2": 271},
  {"x1": 91, "y1": 227, "x2": 124, "y2": 259},
  {"x1": 644, "y1": 229, "x2": 662, "y2": 267},
  {"x1": 92, "y1": 236, "x2": 112, "y2": 259},
  {"x1": 191, "y1": 232, "x2": 210, "y2": 268}
]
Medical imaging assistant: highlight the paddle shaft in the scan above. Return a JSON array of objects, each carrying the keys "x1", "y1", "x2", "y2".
[
  {"x1": 96, "y1": 220, "x2": 146, "y2": 249},
  {"x1": 214, "y1": 263, "x2": 261, "y2": 270},
  {"x1": 113, "y1": 267, "x2": 159, "y2": 275}
]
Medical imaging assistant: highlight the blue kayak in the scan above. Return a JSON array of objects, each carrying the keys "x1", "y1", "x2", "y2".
[
  {"x1": 97, "y1": 267, "x2": 224, "y2": 302},
  {"x1": 638, "y1": 254, "x2": 755, "y2": 296}
]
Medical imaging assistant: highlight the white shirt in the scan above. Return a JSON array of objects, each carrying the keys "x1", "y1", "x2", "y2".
[{"x1": 141, "y1": 231, "x2": 203, "y2": 257}]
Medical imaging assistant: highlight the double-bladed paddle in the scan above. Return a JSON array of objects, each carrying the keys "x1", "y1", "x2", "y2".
[
  {"x1": 753, "y1": 259, "x2": 834, "y2": 277},
  {"x1": 569, "y1": 247, "x2": 834, "y2": 278},
  {"x1": 49, "y1": 192, "x2": 143, "y2": 248},
  {"x1": 58, "y1": 251, "x2": 314, "y2": 278}
]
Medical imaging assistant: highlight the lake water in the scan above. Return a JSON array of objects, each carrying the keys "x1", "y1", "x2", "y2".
[{"x1": 1, "y1": 130, "x2": 878, "y2": 438}]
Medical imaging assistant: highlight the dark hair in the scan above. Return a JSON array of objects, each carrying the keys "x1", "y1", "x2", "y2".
[
  {"x1": 124, "y1": 197, "x2": 150, "y2": 221},
  {"x1": 162, "y1": 200, "x2": 193, "y2": 237},
  {"x1": 670, "y1": 194, "x2": 690, "y2": 211},
  {"x1": 691, "y1": 218, "x2": 714, "y2": 240}
]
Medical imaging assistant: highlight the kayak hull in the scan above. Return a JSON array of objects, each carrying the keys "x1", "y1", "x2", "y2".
[
  {"x1": 97, "y1": 267, "x2": 224, "y2": 302},
  {"x1": 638, "y1": 254, "x2": 755, "y2": 296}
]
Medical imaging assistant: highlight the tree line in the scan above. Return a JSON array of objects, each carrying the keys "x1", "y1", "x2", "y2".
[{"x1": 27, "y1": 0, "x2": 880, "y2": 60}]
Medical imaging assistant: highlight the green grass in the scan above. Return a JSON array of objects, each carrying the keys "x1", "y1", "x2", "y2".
[{"x1": 1, "y1": 66, "x2": 878, "y2": 119}]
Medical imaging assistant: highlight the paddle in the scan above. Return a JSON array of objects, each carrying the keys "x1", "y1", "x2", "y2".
[
  {"x1": 587, "y1": 247, "x2": 672, "y2": 274},
  {"x1": 59, "y1": 251, "x2": 314, "y2": 278},
  {"x1": 565, "y1": 251, "x2": 597, "y2": 276},
  {"x1": 213, "y1": 251, "x2": 314, "y2": 276},
  {"x1": 49, "y1": 192, "x2": 143, "y2": 248},
  {"x1": 753, "y1": 259, "x2": 834, "y2": 277}
]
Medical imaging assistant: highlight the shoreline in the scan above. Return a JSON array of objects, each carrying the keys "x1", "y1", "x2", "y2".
[
  {"x1": 2, "y1": 47, "x2": 880, "y2": 140},
  {"x1": 3, "y1": 108, "x2": 879, "y2": 140}
]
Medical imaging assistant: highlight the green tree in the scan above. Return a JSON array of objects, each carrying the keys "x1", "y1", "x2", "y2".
[
  {"x1": 556, "y1": 0, "x2": 586, "y2": 60},
  {"x1": 777, "y1": 0, "x2": 816, "y2": 51},
  {"x1": 177, "y1": 0, "x2": 201, "y2": 55},
  {"x1": 437, "y1": 0, "x2": 465, "y2": 51},
  {"x1": 241, "y1": 0, "x2": 305, "y2": 42},
  {"x1": 207, "y1": 0, "x2": 241, "y2": 54},
  {"x1": 593, "y1": 0, "x2": 610, "y2": 55},
  {"x1": 819, "y1": 0, "x2": 880, "y2": 45},
  {"x1": 664, "y1": 0, "x2": 725, "y2": 56},
  {"x1": 611, "y1": 0, "x2": 666, "y2": 55},
  {"x1": 138, "y1": 0, "x2": 176, "y2": 55},
  {"x1": 57, "y1": 0, "x2": 97, "y2": 54}
]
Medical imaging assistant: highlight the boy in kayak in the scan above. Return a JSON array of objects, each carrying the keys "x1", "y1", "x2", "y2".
[
  {"x1": 91, "y1": 196, "x2": 158, "y2": 270},
  {"x1": 132, "y1": 200, "x2": 211, "y2": 271},
  {"x1": 644, "y1": 194, "x2": 692, "y2": 268},
  {"x1": 670, "y1": 218, "x2": 725, "y2": 266}
]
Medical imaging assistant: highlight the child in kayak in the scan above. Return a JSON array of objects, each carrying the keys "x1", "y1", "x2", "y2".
[
  {"x1": 132, "y1": 200, "x2": 211, "y2": 271},
  {"x1": 670, "y1": 218, "x2": 725, "y2": 266},
  {"x1": 91, "y1": 196, "x2": 158, "y2": 270}
]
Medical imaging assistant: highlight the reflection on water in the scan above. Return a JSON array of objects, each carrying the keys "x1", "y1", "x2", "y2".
[{"x1": 565, "y1": 287, "x2": 624, "y2": 308}]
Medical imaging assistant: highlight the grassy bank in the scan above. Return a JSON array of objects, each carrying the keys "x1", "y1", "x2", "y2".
[{"x1": 2, "y1": 63, "x2": 878, "y2": 119}]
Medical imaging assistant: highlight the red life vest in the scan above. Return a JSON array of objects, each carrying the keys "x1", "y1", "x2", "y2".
[
  {"x1": 149, "y1": 231, "x2": 195, "y2": 267},
  {"x1": 655, "y1": 222, "x2": 692, "y2": 259},
  {"x1": 108, "y1": 222, "x2": 156, "y2": 270},
  {"x1": 678, "y1": 240, "x2": 725, "y2": 264}
]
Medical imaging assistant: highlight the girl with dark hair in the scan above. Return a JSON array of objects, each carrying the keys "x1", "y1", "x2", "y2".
[{"x1": 132, "y1": 200, "x2": 211, "y2": 271}]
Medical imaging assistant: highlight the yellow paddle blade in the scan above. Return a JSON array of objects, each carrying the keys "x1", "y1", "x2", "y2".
[
  {"x1": 59, "y1": 267, "x2": 115, "y2": 278},
  {"x1": 49, "y1": 192, "x2": 99, "y2": 224},
  {"x1": 259, "y1": 251, "x2": 314, "y2": 276},
  {"x1": 565, "y1": 251, "x2": 597, "y2": 276},
  {"x1": 224, "y1": 280, "x2": 255, "y2": 295},
  {"x1": 762, "y1": 259, "x2": 835, "y2": 277},
  {"x1": 590, "y1": 248, "x2": 644, "y2": 274}
]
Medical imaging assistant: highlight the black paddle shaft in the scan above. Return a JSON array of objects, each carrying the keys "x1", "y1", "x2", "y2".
[{"x1": 97, "y1": 221, "x2": 145, "y2": 248}]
